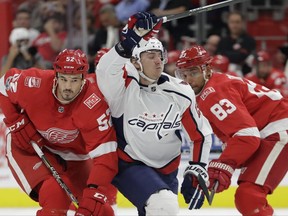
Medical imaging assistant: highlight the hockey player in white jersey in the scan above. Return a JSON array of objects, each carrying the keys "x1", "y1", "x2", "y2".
[{"x1": 96, "y1": 12, "x2": 213, "y2": 215}]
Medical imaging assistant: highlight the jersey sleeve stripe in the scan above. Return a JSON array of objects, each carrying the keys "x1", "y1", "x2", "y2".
[
  {"x1": 260, "y1": 118, "x2": 288, "y2": 138},
  {"x1": 45, "y1": 146, "x2": 91, "y2": 161},
  {"x1": 182, "y1": 109, "x2": 205, "y2": 162},
  {"x1": 255, "y1": 130, "x2": 288, "y2": 185},
  {"x1": 233, "y1": 127, "x2": 260, "y2": 138},
  {"x1": 89, "y1": 141, "x2": 117, "y2": 159}
]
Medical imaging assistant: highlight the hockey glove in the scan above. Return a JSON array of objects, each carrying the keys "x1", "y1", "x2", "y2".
[
  {"x1": 116, "y1": 11, "x2": 162, "y2": 57},
  {"x1": 76, "y1": 186, "x2": 114, "y2": 216},
  {"x1": 180, "y1": 162, "x2": 208, "y2": 209},
  {"x1": 208, "y1": 159, "x2": 235, "y2": 193},
  {"x1": 4, "y1": 113, "x2": 44, "y2": 154}
]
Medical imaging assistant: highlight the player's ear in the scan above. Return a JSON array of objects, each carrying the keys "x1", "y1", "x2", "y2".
[
  {"x1": 206, "y1": 65, "x2": 213, "y2": 79},
  {"x1": 130, "y1": 57, "x2": 141, "y2": 70}
]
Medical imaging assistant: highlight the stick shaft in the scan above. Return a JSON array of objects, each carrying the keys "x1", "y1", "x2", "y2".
[
  {"x1": 208, "y1": 181, "x2": 219, "y2": 205},
  {"x1": 31, "y1": 141, "x2": 79, "y2": 208},
  {"x1": 161, "y1": 0, "x2": 247, "y2": 23},
  {"x1": 196, "y1": 174, "x2": 211, "y2": 205}
]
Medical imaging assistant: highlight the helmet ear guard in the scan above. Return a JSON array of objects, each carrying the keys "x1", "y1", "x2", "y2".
[{"x1": 53, "y1": 49, "x2": 89, "y2": 75}]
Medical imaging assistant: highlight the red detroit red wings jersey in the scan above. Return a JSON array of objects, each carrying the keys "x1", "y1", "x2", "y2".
[
  {"x1": 0, "y1": 68, "x2": 117, "y2": 185},
  {"x1": 197, "y1": 73, "x2": 288, "y2": 167}
]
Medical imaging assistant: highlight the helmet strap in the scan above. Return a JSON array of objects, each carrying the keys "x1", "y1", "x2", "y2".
[{"x1": 136, "y1": 59, "x2": 158, "y2": 84}]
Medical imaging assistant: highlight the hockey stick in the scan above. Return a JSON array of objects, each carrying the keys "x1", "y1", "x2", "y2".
[
  {"x1": 161, "y1": 0, "x2": 248, "y2": 23},
  {"x1": 196, "y1": 175, "x2": 219, "y2": 206},
  {"x1": 196, "y1": 174, "x2": 211, "y2": 205},
  {"x1": 208, "y1": 181, "x2": 219, "y2": 205},
  {"x1": 31, "y1": 141, "x2": 79, "y2": 208}
]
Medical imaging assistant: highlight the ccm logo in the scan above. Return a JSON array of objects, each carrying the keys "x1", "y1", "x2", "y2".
[
  {"x1": 94, "y1": 192, "x2": 107, "y2": 202},
  {"x1": 9, "y1": 119, "x2": 25, "y2": 131}
]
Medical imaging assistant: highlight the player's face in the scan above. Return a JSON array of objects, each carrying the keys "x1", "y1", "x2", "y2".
[
  {"x1": 256, "y1": 61, "x2": 272, "y2": 79},
  {"x1": 140, "y1": 50, "x2": 164, "y2": 81},
  {"x1": 178, "y1": 66, "x2": 206, "y2": 94},
  {"x1": 56, "y1": 73, "x2": 83, "y2": 102}
]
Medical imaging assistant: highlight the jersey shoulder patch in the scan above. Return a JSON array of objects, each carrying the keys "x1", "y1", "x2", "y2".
[{"x1": 84, "y1": 93, "x2": 101, "y2": 109}]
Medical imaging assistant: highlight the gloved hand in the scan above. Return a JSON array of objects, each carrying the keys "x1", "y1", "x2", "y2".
[
  {"x1": 116, "y1": 11, "x2": 162, "y2": 57},
  {"x1": 180, "y1": 162, "x2": 208, "y2": 209},
  {"x1": 75, "y1": 187, "x2": 114, "y2": 216},
  {"x1": 4, "y1": 113, "x2": 44, "y2": 153},
  {"x1": 208, "y1": 159, "x2": 235, "y2": 193}
]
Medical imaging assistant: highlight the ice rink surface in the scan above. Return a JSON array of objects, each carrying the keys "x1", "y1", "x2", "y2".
[{"x1": 0, "y1": 208, "x2": 288, "y2": 216}]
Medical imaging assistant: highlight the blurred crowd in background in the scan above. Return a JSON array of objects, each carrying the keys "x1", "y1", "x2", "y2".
[{"x1": 1, "y1": 0, "x2": 288, "y2": 97}]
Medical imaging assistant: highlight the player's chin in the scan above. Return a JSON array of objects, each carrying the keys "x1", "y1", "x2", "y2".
[{"x1": 192, "y1": 87, "x2": 201, "y2": 94}]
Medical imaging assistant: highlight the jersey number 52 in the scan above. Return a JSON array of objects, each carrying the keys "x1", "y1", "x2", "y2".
[{"x1": 97, "y1": 108, "x2": 112, "y2": 131}]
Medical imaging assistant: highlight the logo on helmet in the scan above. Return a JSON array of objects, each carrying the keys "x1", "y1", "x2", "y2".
[{"x1": 53, "y1": 49, "x2": 89, "y2": 74}]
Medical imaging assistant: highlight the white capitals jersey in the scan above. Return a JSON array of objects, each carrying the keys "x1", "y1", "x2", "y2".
[{"x1": 96, "y1": 48, "x2": 213, "y2": 173}]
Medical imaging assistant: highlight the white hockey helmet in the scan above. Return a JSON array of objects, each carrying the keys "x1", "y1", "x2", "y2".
[
  {"x1": 9, "y1": 27, "x2": 30, "y2": 45},
  {"x1": 132, "y1": 37, "x2": 167, "y2": 64}
]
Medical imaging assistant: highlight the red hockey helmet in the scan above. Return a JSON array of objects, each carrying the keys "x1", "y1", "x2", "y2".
[
  {"x1": 53, "y1": 49, "x2": 89, "y2": 74},
  {"x1": 254, "y1": 50, "x2": 271, "y2": 64},
  {"x1": 167, "y1": 50, "x2": 181, "y2": 64},
  {"x1": 176, "y1": 45, "x2": 211, "y2": 69},
  {"x1": 210, "y1": 55, "x2": 230, "y2": 72},
  {"x1": 94, "y1": 48, "x2": 110, "y2": 66}
]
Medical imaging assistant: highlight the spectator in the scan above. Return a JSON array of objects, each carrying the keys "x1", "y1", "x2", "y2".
[
  {"x1": 32, "y1": 13, "x2": 67, "y2": 69},
  {"x1": 148, "y1": 0, "x2": 194, "y2": 49},
  {"x1": 245, "y1": 50, "x2": 288, "y2": 97},
  {"x1": 13, "y1": 8, "x2": 40, "y2": 44},
  {"x1": 204, "y1": 34, "x2": 221, "y2": 56},
  {"x1": 91, "y1": 4, "x2": 122, "y2": 50},
  {"x1": 115, "y1": 0, "x2": 150, "y2": 23},
  {"x1": 89, "y1": 4, "x2": 123, "y2": 73},
  {"x1": 17, "y1": 0, "x2": 45, "y2": 32},
  {"x1": 274, "y1": 44, "x2": 288, "y2": 73},
  {"x1": 64, "y1": 8, "x2": 96, "y2": 50},
  {"x1": 1, "y1": 28, "x2": 44, "y2": 77},
  {"x1": 216, "y1": 11, "x2": 256, "y2": 76}
]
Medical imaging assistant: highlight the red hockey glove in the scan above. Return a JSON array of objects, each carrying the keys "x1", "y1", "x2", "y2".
[
  {"x1": 75, "y1": 187, "x2": 114, "y2": 216},
  {"x1": 116, "y1": 12, "x2": 162, "y2": 57},
  {"x1": 208, "y1": 159, "x2": 235, "y2": 193},
  {"x1": 4, "y1": 113, "x2": 44, "y2": 153}
]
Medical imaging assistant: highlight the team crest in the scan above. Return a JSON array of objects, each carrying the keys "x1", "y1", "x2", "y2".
[
  {"x1": 84, "y1": 93, "x2": 101, "y2": 109},
  {"x1": 24, "y1": 76, "x2": 41, "y2": 88},
  {"x1": 5, "y1": 74, "x2": 21, "y2": 92}
]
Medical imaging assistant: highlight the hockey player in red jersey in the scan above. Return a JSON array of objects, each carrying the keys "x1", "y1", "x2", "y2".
[
  {"x1": 245, "y1": 50, "x2": 288, "y2": 97},
  {"x1": 87, "y1": 47, "x2": 119, "y2": 211},
  {"x1": 176, "y1": 45, "x2": 288, "y2": 216},
  {"x1": 96, "y1": 12, "x2": 213, "y2": 215},
  {"x1": 210, "y1": 54, "x2": 239, "y2": 77},
  {"x1": 0, "y1": 49, "x2": 118, "y2": 216}
]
